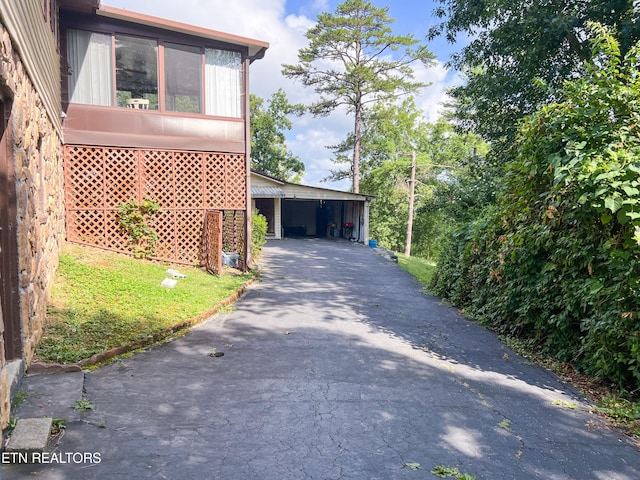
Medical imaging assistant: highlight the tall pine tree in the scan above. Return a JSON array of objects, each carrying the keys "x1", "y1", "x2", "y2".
[{"x1": 282, "y1": 0, "x2": 434, "y2": 193}]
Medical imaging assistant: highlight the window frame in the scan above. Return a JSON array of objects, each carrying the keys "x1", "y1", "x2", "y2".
[
  {"x1": 163, "y1": 41, "x2": 204, "y2": 114},
  {"x1": 63, "y1": 21, "x2": 246, "y2": 120}
]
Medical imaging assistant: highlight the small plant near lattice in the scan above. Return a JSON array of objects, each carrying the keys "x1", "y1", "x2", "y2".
[
  {"x1": 117, "y1": 199, "x2": 161, "y2": 259},
  {"x1": 251, "y1": 211, "x2": 268, "y2": 260}
]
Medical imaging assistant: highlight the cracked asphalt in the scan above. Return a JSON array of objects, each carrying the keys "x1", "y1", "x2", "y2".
[{"x1": 4, "y1": 238, "x2": 640, "y2": 479}]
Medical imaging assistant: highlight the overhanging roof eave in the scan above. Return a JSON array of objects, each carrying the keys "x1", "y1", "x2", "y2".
[{"x1": 97, "y1": 5, "x2": 269, "y2": 57}]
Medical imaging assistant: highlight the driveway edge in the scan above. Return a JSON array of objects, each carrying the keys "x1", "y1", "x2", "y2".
[{"x1": 27, "y1": 278, "x2": 255, "y2": 374}]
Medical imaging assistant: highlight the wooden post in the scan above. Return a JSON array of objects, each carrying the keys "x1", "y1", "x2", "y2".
[{"x1": 404, "y1": 151, "x2": 416, "y2": 257}]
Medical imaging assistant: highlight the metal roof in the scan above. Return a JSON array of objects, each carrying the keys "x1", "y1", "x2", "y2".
[{"x1": 252, "y1": 186, "x2": 285, "y2": 198}]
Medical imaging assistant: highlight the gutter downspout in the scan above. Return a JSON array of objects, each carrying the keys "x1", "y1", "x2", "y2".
[
  {"x1": 243, "y1": 54, "x2": 252, "y2": 271},
  {"x1": 244, "y1": 48, "x2": 268, "y2": 269}
]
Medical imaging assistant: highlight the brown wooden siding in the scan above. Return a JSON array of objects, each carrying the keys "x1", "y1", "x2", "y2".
[
  {"x1": 0, "y1": 0, "x2": 61, "y2": 134},
  {"x1": 63, "y1": 104, "x2": 246, "y2": 152}
]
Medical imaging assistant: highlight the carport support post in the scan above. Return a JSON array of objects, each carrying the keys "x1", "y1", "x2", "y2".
[{"x1": 404, "y1": 150, "x2": 416, "y2": 257}]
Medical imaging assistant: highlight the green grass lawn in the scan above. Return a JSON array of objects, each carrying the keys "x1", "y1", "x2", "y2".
[
  {"x1": 396, "y1": 253, "x2": 436, "y2": 290},
  {"x1": 35, "y1": 244, "x2": 252, "y2": 364}
]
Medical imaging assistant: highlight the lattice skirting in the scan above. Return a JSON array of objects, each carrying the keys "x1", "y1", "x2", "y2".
[{"x1": 64, "y1": 145, "x2": 247, "y2": 266}]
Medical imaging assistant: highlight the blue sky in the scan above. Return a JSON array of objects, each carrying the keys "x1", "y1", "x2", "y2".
[{"x1": 103, "y1": 0, "x2": 466, "y2": 189}]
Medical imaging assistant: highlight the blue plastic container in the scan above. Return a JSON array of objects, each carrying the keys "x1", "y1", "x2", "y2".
[{"x1": 368, "y1": 239, "x2": 377, "y2": 248}]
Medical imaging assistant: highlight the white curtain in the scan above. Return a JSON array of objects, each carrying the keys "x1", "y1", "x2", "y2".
[
  {"x1": 205, "y1": 49, "x2": 242, "y2": 118},
  {"x1": 67, "y1": 29, "x2": 112, "y2": 106}
]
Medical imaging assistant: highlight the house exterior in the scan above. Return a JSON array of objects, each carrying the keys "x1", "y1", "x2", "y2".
[
  {"x1": 0, "y1": 0, "x2": 69, "y2": 429},
  {"x1": 251, "y1": 171, "x2": 373, "y2": 244},
  {"x1": 0, "y1": 0, "x2": 267, "y2": 429},
  {"x1": 60, "y1": 4, "x2": 268, "y2": 270}
]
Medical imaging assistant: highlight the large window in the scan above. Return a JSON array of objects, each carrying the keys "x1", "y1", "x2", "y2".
[
  {"x1": 67, "y1": 29, "x2": 112, "y2": 105},
  {"x1": 115, "y1": 35, "x2": 159, "y2": 109},
  {"x1": 66, "y1": 29, "x2": 243, "y2": 118},
  {"x1": 165, "y1": 43, "x2": 202, "y2": 113},
  {"x1": 205, "y1": 49, "x2": 242, "y2": 117}
]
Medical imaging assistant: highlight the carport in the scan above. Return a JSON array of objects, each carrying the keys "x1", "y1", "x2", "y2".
[{"x1": 251, "y1": 171, "x2": 373, "y2": 244}]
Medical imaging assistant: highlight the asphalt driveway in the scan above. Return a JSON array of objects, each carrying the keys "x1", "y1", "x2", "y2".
[{"x1": 4, "y1": 238, "x2": 640, "y2": 479}]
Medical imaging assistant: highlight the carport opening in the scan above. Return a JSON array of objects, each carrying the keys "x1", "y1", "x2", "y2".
[{"x1": 282, "y1": 199, "x2": 354, "y2": 239}]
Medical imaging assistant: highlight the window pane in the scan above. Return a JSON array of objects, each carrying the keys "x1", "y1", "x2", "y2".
[
  {"x1": 205, "y1": 49, "x2": 242, "y2": 118},
  {"x1": 67, "y1": 29, "x2": 112, "y2": 106},
  {"x1": 165, "y1": 43, "x2": 202, "y2": 113},
  {"x1": 116, "y1": 35, "x2": 158, "y2": 109}
]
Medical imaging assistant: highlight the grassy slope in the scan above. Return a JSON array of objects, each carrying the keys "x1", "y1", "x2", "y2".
[
  {"x1": 396, "y1": 253, "x2": 436, "y2": 290},
  {"x1": 36, "y1": 244, "x2": 251, "y2": 363}
]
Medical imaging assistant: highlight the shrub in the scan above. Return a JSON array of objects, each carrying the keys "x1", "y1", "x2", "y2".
[
  {"x1": 117, "y1": 199, "x2": 161, "y2": 259},
  {"x1": 251, "y1": 211, "x2": 268, "y2": 260},
  {"x1": 433, "y1": 24, "x2": 640, "y2": 389}
]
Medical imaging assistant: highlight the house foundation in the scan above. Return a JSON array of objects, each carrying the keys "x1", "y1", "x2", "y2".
[{"x1": 0, "y1": 23, "x2": 65, "y2": 430}]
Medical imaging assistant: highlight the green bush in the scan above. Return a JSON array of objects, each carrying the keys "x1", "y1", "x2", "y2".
[
  {"x1": 251, "y1": 211, "x2": 268, "y2": 260},
  {"x1": 433, "y1": 25, "x2": 640, "y2": 389},
  {"x1": 117, "y1": 199, "x2": 161, "y2": 259}
]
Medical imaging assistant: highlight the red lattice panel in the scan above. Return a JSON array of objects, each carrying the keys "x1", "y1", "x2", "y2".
[
  {"x1": 141, "y1": 150, "x2": 174, "y2": 208},
  {"x1": 105, "y1": 149, "x2": 138, "y2": 208},
  {"x1": 223, "y1": 210, "x2": 245, "y2": 270},
  {"x1": 204, "y1": 153, "x2": 226, "y2": 209},
  {"x1": 225, "y1": 154, "x2": 246, "y2": 210},
  {"x1": 64, "y1": 145, "x2": 247, "y2": 268},
  {"x1": 175, "y1": 152, "x2": 204, "y2": 209},
  {"x1": 67, "y1": 210, "x2": 106, "y2": 247},
  {"x1": 65, "y1": 146, "x2": 104, "y2": 209},
  {"x1": 105, "y1": 210, "x2": 129, "y2": 252},
  {"x1": 153, "y1": 209, "x2": 176, "y2": 261},
  {"x1": 175, "y1": 210, "x2": 204, "y2": 263},
  {"x1": 203, "y1": 210, "x2": 222, "y2": 276}
]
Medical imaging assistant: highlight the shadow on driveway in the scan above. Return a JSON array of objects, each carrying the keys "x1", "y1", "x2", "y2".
[{"x1": 3, "y1": 239, "x2": 639, "y2": 480}]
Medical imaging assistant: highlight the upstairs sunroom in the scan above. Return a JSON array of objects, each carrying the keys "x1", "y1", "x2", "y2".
[{"x1": 59, "y1": 5, "x2": 268, "y2": 151}]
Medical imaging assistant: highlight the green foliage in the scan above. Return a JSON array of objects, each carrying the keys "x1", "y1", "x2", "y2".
[
  {"x1": 117, "y1": 199, "x2": 161, "y2": 259},
  {"x1": 5, "y1": 417, "x2": 18, "y2": 436},
  {"x1": 430, "y1": 465, "x2": 475, "y2": 480},
  {"x1": 430, "y1": 0, "x2": 640, "y2": 164},
  {"x1": 72, "y1": 397, "x2": 95, "y2": 411},
  {"x1": 251, "y1": 211, "x2": 268, "y2": 260},
  {"x1": 597, "y1": 395, "x2": 640, "y2": 437},
  {"x1": 354, "y1": 99, "x2": 489, "y2": 258},
  {"x1": 282, "y1": 0, "x2": 434, "y2": 192},
  {"x1": 36, "y1": 244, "x2": 251, "y2": 364},
  {"x1": 250, "y1": 89, "x2": 305, "y2": 181},
  {"x1": 357, "y1": 98, "x2": 425, "y2": 251},
  {"x1": 397, "y1": 253, "x2": 436, "y2": 289},
  {"x1": 433, "y1": 26, "x2": 640, "y2": 389}
]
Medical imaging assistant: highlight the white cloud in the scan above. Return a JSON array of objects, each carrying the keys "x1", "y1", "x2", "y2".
[
  {"x1": 413, "y1": 60, "x2": 464, "y2": 122},
  {"x1": 284, "y1": 14, "x2": 316, "y2": 32}
]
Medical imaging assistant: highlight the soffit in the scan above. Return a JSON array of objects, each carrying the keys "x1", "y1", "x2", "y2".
[{"x1": 97, "y1": 5, "x2": 269, "y2": 60}]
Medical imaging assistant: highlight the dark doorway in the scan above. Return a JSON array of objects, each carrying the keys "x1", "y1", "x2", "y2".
[
  {"x1": 254, "y1": 198, "x2": 275, "y2": 235},
  {"x1": 0, "y1": 91, "x2": 20, "y2": 360},
  {"x1": 315, "y1": 202, "x2": 330, "y2": 238}
]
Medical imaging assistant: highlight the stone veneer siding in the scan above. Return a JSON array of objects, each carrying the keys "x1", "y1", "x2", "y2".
[{"x1": 0, "y1": 24, "x2": 65, "y2": 430}]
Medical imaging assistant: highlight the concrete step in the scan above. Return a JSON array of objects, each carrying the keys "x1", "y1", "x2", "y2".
[{"x1": 5, "y1": 417, "x2": 52, "y2": 458}]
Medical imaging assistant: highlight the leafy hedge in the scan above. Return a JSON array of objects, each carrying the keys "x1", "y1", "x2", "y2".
[
  {"x1": 251, "y1": 211, "x2": 268, "y2": 260},
  {"x1": 432, "y1": 25, "x2": 640, "y2": 389}
]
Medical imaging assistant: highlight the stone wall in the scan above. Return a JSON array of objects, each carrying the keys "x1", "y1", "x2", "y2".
[{"x1": 0, "y1": 23, "x2": 65, "y2": 430}]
